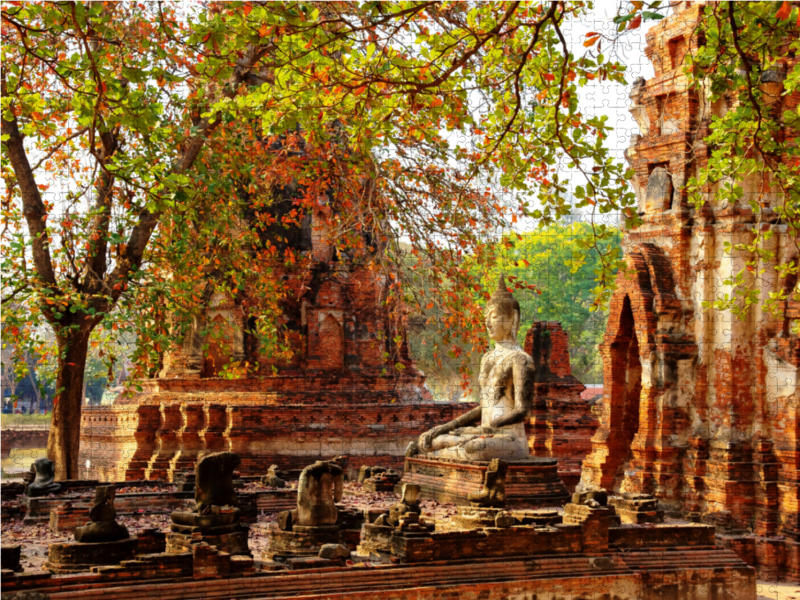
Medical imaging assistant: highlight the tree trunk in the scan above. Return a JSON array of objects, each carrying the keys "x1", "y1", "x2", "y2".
[
  {"x1": 28, "y1": 361, "x2": 43, "y2": 413},
  {"x1": 47, "y1": 328, "x2": 91, "y2": 480}
]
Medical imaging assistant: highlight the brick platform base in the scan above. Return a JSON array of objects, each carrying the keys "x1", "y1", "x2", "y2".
[
  {"x1": 4, "y1": 548, "x2": 755, "y2": 600},
  {"x1": 79, "y1": 393, "x2": 473, "y2": 483},
  {"x1": 400, "y1": 456, "x2": 570, "y2": 506},
  {"x1": 44, "y1": 537, "x2": 138, "y2": 573}
]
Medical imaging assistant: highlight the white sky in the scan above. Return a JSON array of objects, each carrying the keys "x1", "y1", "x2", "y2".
[{"x1": 561, "y1": 0, "x2": 660, "y2": 218}]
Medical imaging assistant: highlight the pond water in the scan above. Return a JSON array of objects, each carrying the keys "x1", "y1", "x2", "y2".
[{"x1": 1, "y1": 448, "x2": 47, "y2": 480}]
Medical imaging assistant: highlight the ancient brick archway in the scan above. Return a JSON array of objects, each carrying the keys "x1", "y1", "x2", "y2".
[
  {"x1": 579, "y1": 245, "x2": 696, "y2": 502},
  {"x1": 603, "y1": 295, "x2": 642, "y2": 490}
]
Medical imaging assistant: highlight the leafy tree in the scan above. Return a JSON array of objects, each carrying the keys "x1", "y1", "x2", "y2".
[
  {"x1": 197, "y1": 0, "x2": 636, "y2": 371},
  {"x1": 1, "y1": 2, "x2": 272, "y2": 478},
  {"x1": 485, "y1": 222, "x2": 620, "y2": 382},
  {"x1": 3, "y1": 1, "x2": 640, "y2": 478}
]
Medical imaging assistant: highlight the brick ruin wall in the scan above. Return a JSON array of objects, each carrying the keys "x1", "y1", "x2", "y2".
[
  {"x1": 79, "y1": 221, "x2": 597, "y2": 483},
  {"x1": 1, "y1": 428, "x2": 49, "y2": 459},
  {"x1": 79, "y1": 321, "x2": 598, "y2": 485},
  {"x1": 578, "y1": 0, "x2": 799, "y2": 580},
  {"x1": 524, "y1": 322, "x2": 599, "y2": 492}
]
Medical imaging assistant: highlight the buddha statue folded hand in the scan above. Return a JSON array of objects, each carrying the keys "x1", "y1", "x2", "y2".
[{"x1": 408, "y1": 275, "x2": 535, "y2": 462}]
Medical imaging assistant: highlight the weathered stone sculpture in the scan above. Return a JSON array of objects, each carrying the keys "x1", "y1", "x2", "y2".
[
  {"x1": 167, "y1": 452, "x2": 250, "y2": 556},
  {"x1": 267, "y1": 461, "x2": 345, "y2": 561},
  {"x1": 295, "y1": 460, "x2": 343, "y2": 529},
  {"x1": 408, "y1": 276, "x2": 535, "y2": 461},
  {"x1": 45, "y1": 485, "x2": 137, "y2": 572},
  {"x1": 357, "y1": 483, "x2": 431, "y2": 559},
  {"x1": 387, "y1": 484, "x2": 421, "y2": 526},
  {"x1": 467, "y1": 459, "x2": 508, "y2": 508},
  {"x1": 194, "y1": 451, "x2": 240, "y2": 511},
  {"x1": 261, "y1": 464, "x2": 286, "y2": 488},
  {"x1": 74, "y1": 486, "x2": 129, "y2": 543},
  {"x1": 26, "y1": 458, "x2": 61, "y2": 497}
]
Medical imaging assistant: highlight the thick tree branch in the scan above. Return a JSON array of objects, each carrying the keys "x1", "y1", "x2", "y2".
[{"x1": 0, "y1": 114, "x2": 57, "y2": 288}]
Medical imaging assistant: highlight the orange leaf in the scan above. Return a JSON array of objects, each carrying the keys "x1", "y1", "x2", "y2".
[
  {"x1": 426, "y1": 302, "x2": 434, "y2": 310},
  {"x1": 583, "y1": 35, "x2": 600, "y2": 47},
  {"x1": 628, "y1": 15, "x2": 642, "y2": 29},
  {"x1": 543, "y1": 73, "x2": 555, "y2": 82},
  {"x1": 354, "y1": 85, "x2": 367, "y2": 95},
  {"x1": 243, "y1": 3, "x2": 251, "y2": 16},
  {"x1": 776, "y1": 1, "x2": 791, "y2": 19}
]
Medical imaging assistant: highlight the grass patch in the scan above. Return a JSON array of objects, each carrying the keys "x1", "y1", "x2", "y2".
[{"x1": 1, "y1": 413, "x2": 51, "y2": 428}]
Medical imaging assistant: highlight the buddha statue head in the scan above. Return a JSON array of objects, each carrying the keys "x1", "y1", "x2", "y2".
[{"x1": 485, "y1": 274, "x2": 520, "y2": 344}]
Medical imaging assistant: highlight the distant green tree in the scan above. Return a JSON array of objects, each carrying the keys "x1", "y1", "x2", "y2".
[
  {"x1": 485, "y1": 222, "x2": 621, "y2": 383},
  {"x1": 407, "y1": 221, "x2": 621, "y2": 395}
]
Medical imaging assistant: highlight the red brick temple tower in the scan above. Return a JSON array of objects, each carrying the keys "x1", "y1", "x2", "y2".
[
  {"x1": 78, "y1": 201, "x2": 468, "y2": 484},
  {"x1": 578, "y1": 1, "x2": 799, "y2": 580}
]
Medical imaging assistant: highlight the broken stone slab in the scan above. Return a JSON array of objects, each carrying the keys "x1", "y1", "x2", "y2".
[
  {"x1": 318, "y1": 543, "x2": 350, "y2": 560},
  {"x1": 362, "y1": 468, "x2": 400, "y2": 492},
  {"x1": 357, "y1": 465, "x2": 386, "y2": 484},
  {"x1": 608, "y1": 493, "x2": 664, "y2": 524},
  {"x1": 467, "y1": 459, "x2": 508, "y2": 507},
  {"x1": 572, "y1": 489, "x2": 609, "y2": 507}
]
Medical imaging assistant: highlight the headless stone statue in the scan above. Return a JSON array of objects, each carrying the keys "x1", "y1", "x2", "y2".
[
  {"x1": 195, "y1": 452, "x2": 240, "y2": 512},
  {"x1": 408, "y1": 276, "x2": 535, "y2": 461},
  {"x1": 388, "y1": 484, "x2": 421, "y2": 526},
  {"x1": 26, "y1": 458, "x2": 61, "y2": 497},
  {"x1": 74, "y1": 486, "x2": 129, "y2": 543},
  {"x1": 261, "y1": 464, "x2": 286, "y2": 488},
  {"x1": 169, "y1": 452, "x2": 250, "y2": 556},
  {"x1": 295, "y1": 461, "x2": 343, "y2": 528}
]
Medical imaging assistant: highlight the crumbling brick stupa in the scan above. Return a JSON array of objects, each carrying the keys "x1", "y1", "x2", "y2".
[
  {"x1": 78, "y1": 197, "x2": 466, "y2": 482},
  {"x1": 524, "y1": 321, "x2": 599, "y2": 491},
  {"x1": 578, "y1": 0, "x2": 799, "y2": 581}
]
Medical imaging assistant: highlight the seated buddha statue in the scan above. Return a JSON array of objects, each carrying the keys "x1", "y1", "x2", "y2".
[{"x1": 407, "y1": 276, "x2": 535, "y2": 461}]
